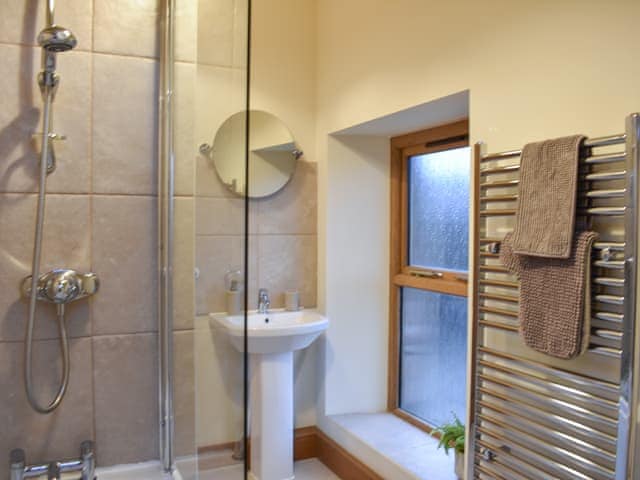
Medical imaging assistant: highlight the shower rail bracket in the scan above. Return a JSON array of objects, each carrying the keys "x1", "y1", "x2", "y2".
[{"x1": 32, "y1": 132, "x2": 66, "y2": 174}]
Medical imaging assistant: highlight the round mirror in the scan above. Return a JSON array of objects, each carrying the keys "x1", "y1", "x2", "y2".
[{"x1": 208, "y1": 110, "x2": 302, "y2": 198}]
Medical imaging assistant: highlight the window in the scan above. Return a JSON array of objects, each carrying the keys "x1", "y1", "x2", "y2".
[{"x1": 389, "y1": 120, "x2": 470, "y2": 431}]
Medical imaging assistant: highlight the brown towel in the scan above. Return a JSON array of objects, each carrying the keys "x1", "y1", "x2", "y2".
[
  {"x1": 511, "y1": 135, "x2": 585, "y2": 259},
  {"x1": 500, "y1": 231, "x2": 597, "y2": 359}
]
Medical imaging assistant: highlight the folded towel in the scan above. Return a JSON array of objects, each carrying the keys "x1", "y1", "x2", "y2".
[
  {"x1": 511, "y1": 135, "x2": 585, "y2": 259},
  {"x1": 500, "y1": 230, "x2": 597, "y2": 359}
]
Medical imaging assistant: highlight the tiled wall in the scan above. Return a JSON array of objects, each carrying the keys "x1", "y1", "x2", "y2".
[
  {"x1": 194, "y1": 161, "x2": 318, "y2": 315},
  {"x1": 0, "y1": 0, "x2": 163, "y2": 470}
]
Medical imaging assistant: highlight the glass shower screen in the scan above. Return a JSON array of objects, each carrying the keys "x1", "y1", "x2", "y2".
[{"x1": 170, "y1": 0, "x2": 250, "y2": 478}]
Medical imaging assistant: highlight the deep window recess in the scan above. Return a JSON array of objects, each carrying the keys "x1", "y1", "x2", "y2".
[{"x1": 389, "y1": 120, "x2": 470, "y2": 432}]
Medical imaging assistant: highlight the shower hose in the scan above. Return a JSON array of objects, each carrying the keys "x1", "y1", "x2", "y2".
[{"x1": 24, "y1": 87, "x2": 70, "y2": 414}]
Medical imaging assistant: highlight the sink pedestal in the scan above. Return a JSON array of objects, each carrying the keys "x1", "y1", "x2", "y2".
[
  {"x1": 211, "y1": 309, "x2": 328, "y2": 480},
  {"x1": 249, "y1": 351, "x2": 294, "y2": 480}
]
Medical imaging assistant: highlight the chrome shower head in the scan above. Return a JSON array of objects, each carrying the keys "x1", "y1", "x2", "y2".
[{"x1": 37, "y1": 25, "x2": 77, "y2": 52}]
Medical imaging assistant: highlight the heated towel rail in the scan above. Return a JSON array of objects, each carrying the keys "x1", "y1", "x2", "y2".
[{"x1": 468, "y1": 113, "x2": 640, "y2": 480}]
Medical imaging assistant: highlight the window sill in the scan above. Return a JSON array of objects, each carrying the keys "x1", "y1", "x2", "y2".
[{"x1": 318, "y1": 412, "x2": 458, "y2": 480}]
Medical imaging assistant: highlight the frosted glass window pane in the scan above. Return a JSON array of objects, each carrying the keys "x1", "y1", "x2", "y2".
[
  {"x1": 399, "y1": 288, "x2": 467, "y2": 427},
  {"x1": 408, "y1": 147, "x2": 470, "y2": 271}
]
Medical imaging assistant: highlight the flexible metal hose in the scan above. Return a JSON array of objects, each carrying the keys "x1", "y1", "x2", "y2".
[{"x1": 24, "y1": 88, "x2": 70, "y2": 414}]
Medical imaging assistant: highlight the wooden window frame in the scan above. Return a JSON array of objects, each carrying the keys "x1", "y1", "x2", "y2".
[{"x1": 387, "y1": 119, "x2": 470, "y2": 433}]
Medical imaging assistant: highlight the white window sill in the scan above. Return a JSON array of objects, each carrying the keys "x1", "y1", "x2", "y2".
[{"x1": 318, "y1": 412, "x2": 458, "y2": 480}]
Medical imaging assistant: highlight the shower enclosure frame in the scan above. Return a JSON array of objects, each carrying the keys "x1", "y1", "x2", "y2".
[{"x1": 158, "y1": 0, "x2": 175, "y2": 472}]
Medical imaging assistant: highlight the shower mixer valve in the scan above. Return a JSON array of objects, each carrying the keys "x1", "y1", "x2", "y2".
[{"x1": 21, "y1": 269, "x2": 99, "y2": 306}]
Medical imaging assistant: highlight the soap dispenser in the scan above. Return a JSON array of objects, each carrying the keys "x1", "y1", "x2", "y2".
[{"x1": 224, "y1": 268, "x2": 243, "y2": 315}]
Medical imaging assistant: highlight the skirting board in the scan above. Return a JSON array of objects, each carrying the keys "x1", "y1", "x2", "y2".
[
  {"x1": 300, "y1": 426, "x2": 384, "y2": 480},
  {"x1": 197, "y1": 426, "x2": 383, "y2": 480}
]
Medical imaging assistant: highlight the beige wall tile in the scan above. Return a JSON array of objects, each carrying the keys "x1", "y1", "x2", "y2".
[
  {"x1": 0, "y1": 0, "x2": 93, "y2": 51},
  {"x1": 0, "y1": 338, "x2": 93, "y2": 473},
  {"x1": 175, "y1": 0, "x2": 197, "y2": 63},
  {"x1": 195, "y1": 235, "x2": 257, "y2": 315},
  {"x1": 174, "y1": 198, "x2": 195, "y2": 330},
  {"x1": 173, "y1": 330, "x2": 195, "y2": 456},
  {"x1": 195, "y1": 155, "x2": 235, "y2": 198},
  {"x1": 0, "y1": 194, "x2": 91, "y2": 341},
  {"x1": 257, "y1": 161, "x2": 317, "y2": 235},
  {"x1": 195, "y1": 197, "x2": 244, "y2": 236},
  {"x1": 257, "y1": 235, "x2": 317, "y2": 309},
  {"x1": 0, "y1": 45, "x2": 91, "y2": 194},
  {"x1": 175, "y1": 62, "x2": 196, "y2": 196},
  {"x1": 93, "y1": 333, "x2": 158, "y2": 466},
  {"x1": 92, "y1": 196, "x2": 157, "y2": 334},
  {"x1": 197, "y1": 0, "x2": 234, "y2": 67},
  {"x1": 93, "y1": 0, "x2": 160, "y2": 58},
  {"x1": 92, "y1": 54, "x2": 158, "y2": 195}
]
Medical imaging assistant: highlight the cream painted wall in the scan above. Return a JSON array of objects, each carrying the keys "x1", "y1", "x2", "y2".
[
  {"x1": 316, "y1": 0, "x2": 640, "y2": 419},
  {"x1": 315, "y1": 0, "x2": 640, "y2": 146},
  {"x1": 250, "y1": 0, "x2": 317, "y2": 164},
  {"x1": 324, "y1": 135, "x2": 391, "y2": 415}
]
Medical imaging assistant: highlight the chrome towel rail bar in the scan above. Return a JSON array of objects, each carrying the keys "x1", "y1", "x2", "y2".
[
  {"x1": 469, "y1": 114, "x2": 640, "y2": 480},
  {"x1": 480, "y1": 133, "x2": 627, "y2": 161}
]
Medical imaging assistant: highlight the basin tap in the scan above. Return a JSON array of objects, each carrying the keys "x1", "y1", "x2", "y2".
[{"x1": 258, "y1": 288, "x2": 270, "y2": 313}]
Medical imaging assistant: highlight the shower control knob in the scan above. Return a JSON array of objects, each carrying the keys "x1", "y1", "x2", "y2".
[
  {"x1": 44, "y1": 270, "x2": 80, "y2": 303},
  {"x1": 21, "y1": 270, "x2": 100, "y2": 305}
]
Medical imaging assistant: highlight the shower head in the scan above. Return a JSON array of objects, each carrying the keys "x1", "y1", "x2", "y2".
[
  {"x1": 37, "y1": 25, "x2": 77, "y2": 89},
  {"x1": 37, "y1": 25, "x2": 77, "y2": 52}
]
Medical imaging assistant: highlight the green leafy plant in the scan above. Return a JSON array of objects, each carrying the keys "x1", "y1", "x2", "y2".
[{"x1": 432, "y1": 414, "x2": 465, "y2": 455}]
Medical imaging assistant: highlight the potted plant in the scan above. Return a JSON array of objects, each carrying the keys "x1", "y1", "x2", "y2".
[{"x1": 432, "y1": 415, "x2": 465, "y2": 479}]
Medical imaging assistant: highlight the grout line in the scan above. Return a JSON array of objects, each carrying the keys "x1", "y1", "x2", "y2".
[
  {"x1": 0, "y1": 191, "x2": 90, "y2": 196},
  {"x1": 0, "y1": 44, "x2": 250, "y2": 70},
  {"x1": 173, "y1": 326, "x2": 196, "y2": 333},
  {"x1": 195, "y1": 233, "x2": 317, "y2": 238},
  {"x1": 0, "y1": 39, "x2": 93, "y2": 53},
  {"x1": 85, "y1": 50, "x2": 160, "y2": 62},
  {"x1": 0, "y1": 191, "x2": 158, "y2": 197},
  {"x1": 0, "y1": 330, "x2": 165, "y2": 344}
]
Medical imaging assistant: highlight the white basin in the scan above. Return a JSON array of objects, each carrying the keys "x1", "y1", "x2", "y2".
[
  {"x1": 210, "y1": 309, "x2": 328, "y2": 354},
  {"x1": 210, "y1": 309, "x2": 328, "y2": 480}
]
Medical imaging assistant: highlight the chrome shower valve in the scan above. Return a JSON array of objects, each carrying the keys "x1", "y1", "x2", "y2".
[{"x1": 21, "y1": 269, "x2": 99, "y2": 305}]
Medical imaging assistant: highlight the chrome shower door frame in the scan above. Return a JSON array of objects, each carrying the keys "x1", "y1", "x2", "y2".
[{"x1": 158, "y1": 0, "x2": 175, "y2": 472}]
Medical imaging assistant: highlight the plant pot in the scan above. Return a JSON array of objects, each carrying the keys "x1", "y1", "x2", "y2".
[{"x1": 454, "y1": 450, "x2": 464, "y2": 479}]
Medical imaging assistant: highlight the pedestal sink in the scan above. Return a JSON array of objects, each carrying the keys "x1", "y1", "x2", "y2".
[{"x1": 210, "y1": 309, "x2": 328, "y2": 480}]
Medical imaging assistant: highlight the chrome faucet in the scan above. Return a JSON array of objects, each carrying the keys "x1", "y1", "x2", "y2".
[
  {"x1": 258, "y1": 288, "x2": 270, "y2": 313},
  {"x1": 9, "y1": 441, "x2": 95, "y2": 480}
]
